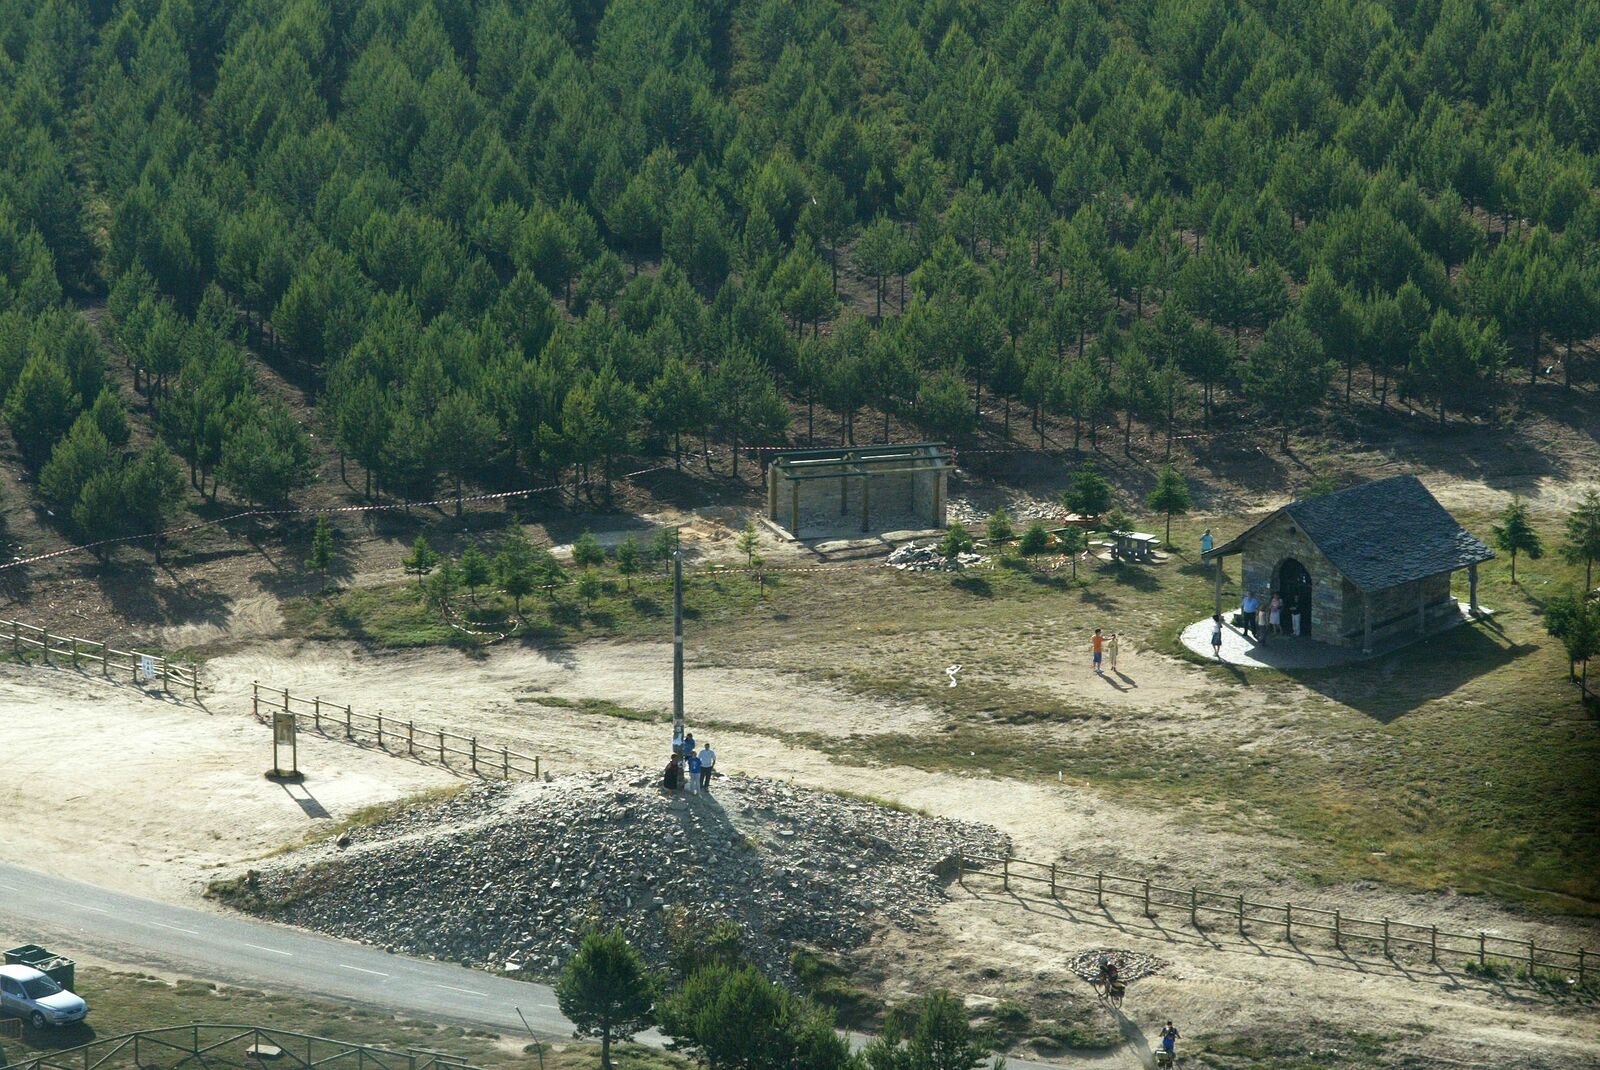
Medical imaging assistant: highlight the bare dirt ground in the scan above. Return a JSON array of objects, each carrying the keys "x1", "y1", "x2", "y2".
[{"x1": 0, "y1": 661, "x2": 457, "y2": 900}]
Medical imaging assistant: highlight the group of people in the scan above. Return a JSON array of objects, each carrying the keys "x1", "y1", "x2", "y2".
[
  {"x1": 1090, "y1": 627, "x2": 1120, "y2": 674},
  {"x1": 663, "y1": 729, "x2": 716, "y2": 794},
  {"x1": 1239, "y1": 590, "x2": 1299, "y2": 641}
]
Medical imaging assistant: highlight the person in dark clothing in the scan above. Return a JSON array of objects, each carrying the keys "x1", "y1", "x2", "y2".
[{"x1": 663, "y1": 755, "x2": 684, "y2": 791}]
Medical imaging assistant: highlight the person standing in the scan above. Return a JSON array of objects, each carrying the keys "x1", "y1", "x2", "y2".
[
  {"x1": 1092, "y1": 628, "x2": 1105, "y2": 675},
  {"x1": 1256, "y1": 597, "x2": 1270, "y2": 644},
  {"x1": 1240, "y1": 592, "x2": 1257, "y2": 640},
  {"x1": 1269, "y1": 593, "x2": 1283, "y2": 636},
  {"x1": 1290, "y1": 603, "x2": 1302, "y2": 637},
  {"x1": 1108, "y1": 632, "x2": 1120, "y2": 672},
  {"x1": 1200, "y1": 529, "x2": 1213, "y2": 556},
  {"x1": 1210, "y1": 614, "x2": 1224, "y2": 659},
  {"x1": 682, "y1": 729, "x2": 696, "y2": 757},
  {"x1": 1159, "y1": 1021, "x2": 1179, "y2": 1062},
  {"x1": 698, "y1": 742, "x2": 715, "y2": 791},
  {"x1": 686, "y1": 748, "x2": 702, "y2": 795},
  {"x1": 663, "y1": 754, "x2": 684, "y2": 792}
]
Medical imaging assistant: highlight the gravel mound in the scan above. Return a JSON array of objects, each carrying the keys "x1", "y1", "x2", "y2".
[
  {"x1": 886, "y1": 542, "x2": 988, "y2": 571},
  {"x1": 225, "y1": 770, "x2": 1009, "y2": 980}
]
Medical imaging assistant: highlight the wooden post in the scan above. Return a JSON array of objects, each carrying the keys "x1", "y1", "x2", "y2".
[
  {"x1": 131, "y1": 654, "x2": 138, "y2": 685},
  {"x1": 956, "y1": 848, "x2": 964, "y2": 886},
  {"x1": 283, "y1": 689, "x2": 290, "y2": 718},
  {"x1": 439, "y1": 730, "x2": 446, "y2": 764},
  {"x1": 1096, "y1": 872, "x2": 1104, "y2": 908},
  {"x1": 1049, "y1": 863, "x2": 1056, "y2": 899},
  {"x1": 1333, "y1": 910, "x2": 1341, "y2": 950},
  {"x1": 41, "y1": 630, "x2": 49, "y2": 664},
  {"x1": 407, "y1": 721, "x2": 415, "y2": 756},
  {"x1": 345, "y1": 705, "x2": 353, "y2": 738},
  {"x1": 1190, "y1": 888, "x2": 1198, "y2": 928},
  {"x1": 1237, "y1": 895, "x2": 1245, "y2": 934},
  {"x1": 1529, "y1": 940, "x2": 1537, "y2": 978},
  {"x1": 1430, "y1": 925, "x2": 1438, "y2": 964},
  {"x1": 1285, "y1": 902, "x2": 1292, "y2": 942},
  {"x1": 1002, "y1": 857, "x2": 1009, "y2": 891},
  {"x1": 1382, "y1": 918, "x2": 1390, "y2": 958},
  {"x1": 1478, "y1": 931, "x2": 1486, "y2": 966},
  {"x1": 252, "y1": 682, "x2": 259, "y2": 719},
  {"x1": 535, "y1": 755, "x2": 540, "y2": 778},
  {"x1": 11, "y1": 620, "x2": 17, "y2": 656},
  {"x1": 502, "y1": 747, "x2": 509, "y2": 779},
  {"x1": 70, "y1": 638, "x2": 78, "y2": 668},
  {"x1": 377, "y1": 714, "x2": 384, "y2": 748},
  {"x1": 1579, "y1": 949, "x2": 1587, "y2": 986},
  {"x1": 314, "y1": 697, "x2": 321, "y2": 732},
  {"x1": 101, "y1": 642, "x2": 109, "y2": 678},
  {"x1": 161, "y1": 661, "x2": 170, "y2": 693},
  {"x1": 1468, "y1": 562, "x2": 1479, "y2": 614},
  {"x1": 471, "y1": 736, "x2": 478, "y2": 773},
  {"x1": 191, "y1": 668, "x2": 198, "y2": 701},
  {"x1": 1143, "y1": 878, "x2": 1151, "y2": 917}
]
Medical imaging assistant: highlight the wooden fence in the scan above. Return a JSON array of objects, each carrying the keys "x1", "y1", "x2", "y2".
[
  {"x1": 4, "y1": 1023, "x2": 485, "y2": 1070},
  {"x1": 1, "y1": 618, "x2": 200, "y2": 700},
  {"x1": 957, "y1": 851, "x2": 1593, "y2": 988},
  {"x1": 253, "y1": 682, "x2": 540, "y2": 780}
]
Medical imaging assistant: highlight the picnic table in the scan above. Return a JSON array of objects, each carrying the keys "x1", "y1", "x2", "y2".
[{"x1": 1110, "y1": 530, "x2": 1160, "y2": 562}]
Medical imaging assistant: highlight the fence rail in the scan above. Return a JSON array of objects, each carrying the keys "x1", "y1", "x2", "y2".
[
  {"x1": 3, "y1": 1023, "x2": 486, "y2": 1070},
  {"x1": 253, "y1": 683, "x2": 540, "y2": 780},
  {"x1": 0, "y1": 618, "x2": 200, "y2": 700},
  {"x1": 957, "y1": 851, "x2": 1591, "y2": 988}
]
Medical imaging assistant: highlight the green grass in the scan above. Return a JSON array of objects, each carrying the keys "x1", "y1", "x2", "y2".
[
  {"x1": 284, "y1": 566, "x2": 777, "y2": 649},
  {"x1": 0, "y1": 968, "x2": 683, "y2": 1070},
  {"x1": 516, "y1": 695, "x2": 666, "y2": 722},
  {"x1": 787, "y1": 949, "x2": 884, "y2": 1030},
  {"x1": 1192, "y1": 1023, "x2": 1396, "y2": 1068}
]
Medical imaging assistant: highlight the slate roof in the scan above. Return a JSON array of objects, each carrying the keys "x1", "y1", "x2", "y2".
[{"x1": 1205, "y1": 475, "x2": 1493, "y2": 592}]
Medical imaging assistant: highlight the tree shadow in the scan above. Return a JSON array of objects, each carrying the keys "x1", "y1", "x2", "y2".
[
  {"x1": 951, "y1": 574, "x2": 993, "y2": 597},
  {"x1": 97, "y1": 560, "x2": 232, "y2": 629},
  {"x1": 1105, "y1": 564, "x2": 1160, "y2": 592},
  {"x1": 1284, "y1": 622, "x2": 1538, "y2": 722}
]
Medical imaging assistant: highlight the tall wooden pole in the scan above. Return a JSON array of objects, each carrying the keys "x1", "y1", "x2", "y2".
[{"x1": 672, "y1": 547, "x2": 684, "y2": 751}]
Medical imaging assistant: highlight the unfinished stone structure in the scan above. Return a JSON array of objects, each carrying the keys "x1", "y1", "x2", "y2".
[
  {"x1": 1202, "y1": 475, "x2": 1493, "y2": 651},
  {"x1": 766, "y1": 443, "x2": 952, "y2": 539}
]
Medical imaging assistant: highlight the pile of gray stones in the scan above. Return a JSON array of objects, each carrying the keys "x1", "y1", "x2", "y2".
[{"x1": 232, "y1": 769, "x2": 1009, "y2": 981}]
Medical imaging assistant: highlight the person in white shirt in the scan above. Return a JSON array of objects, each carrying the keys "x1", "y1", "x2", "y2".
[{"x1": 698, "y1": 743, "x2": 716, "y2": 790}]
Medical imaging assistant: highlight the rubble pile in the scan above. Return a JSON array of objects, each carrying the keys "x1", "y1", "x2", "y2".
[
  {"x1": 221, "y1": 771, "x2": 1008, "y2": 981},
  {"x1": 885, "y1": 542, "x2": 988, "y2": 571}
]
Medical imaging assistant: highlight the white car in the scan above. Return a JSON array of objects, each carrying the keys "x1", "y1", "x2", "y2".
[{"x1": 0, "y1": 964, "x2": 87, "y2": 1029}]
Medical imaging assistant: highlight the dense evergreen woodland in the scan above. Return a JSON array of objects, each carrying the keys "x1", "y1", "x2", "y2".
[{"x1": 2, "y1": 0, "x2": 1600, "y2": 543}]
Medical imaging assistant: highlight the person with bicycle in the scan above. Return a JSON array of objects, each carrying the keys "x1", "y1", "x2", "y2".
[{"x1": 1158, "y1": 1020, "x2": 1179, "y2": 1063}]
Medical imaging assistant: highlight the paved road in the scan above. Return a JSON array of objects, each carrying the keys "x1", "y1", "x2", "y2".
[{"x1": 0, "y1": 862, "x2": 1067, "y2": 1068}]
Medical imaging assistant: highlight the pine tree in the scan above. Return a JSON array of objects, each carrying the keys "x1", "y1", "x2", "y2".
[
  {"x1": 459, "y1": 545, "x2": 491, "y2": 604},
  {"x1": 1562, "y1": 491, "x2": 1600, "y2": 594},
  {"x1": 1146, "y1": 465, "x2": 1192, "y2": 547},
  {"x1": 735, "y1": 520, "x2": 759, "y2": 567},
  {"x1": 615, "y1": 535, "x2": 640, "y2": 591},
  {"x1": 556, "y1": 928, "x2": 654, "y2": 1070},
  {"x1": 402, "y1": 535, "x2": 439, "y2": 586},
  {"x1": 1492, "y1": 496, "x2": 1542, "y2": 583},
  {"x1": 308, "y1": 515, "x2": 335, "y2": 592},
  {"x1": 572, "y1": 531, "x2": 605, "y2": 569}
]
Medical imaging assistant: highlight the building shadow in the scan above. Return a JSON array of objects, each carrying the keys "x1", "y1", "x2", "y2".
[{"x1": 1284, "y1": 622, "x2": 1537, "y2": 723}]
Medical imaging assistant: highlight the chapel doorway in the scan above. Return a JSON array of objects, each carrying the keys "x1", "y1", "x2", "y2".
[{"x1": 1276, "y1": 558, "x2": 1313, "y2": 636}]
